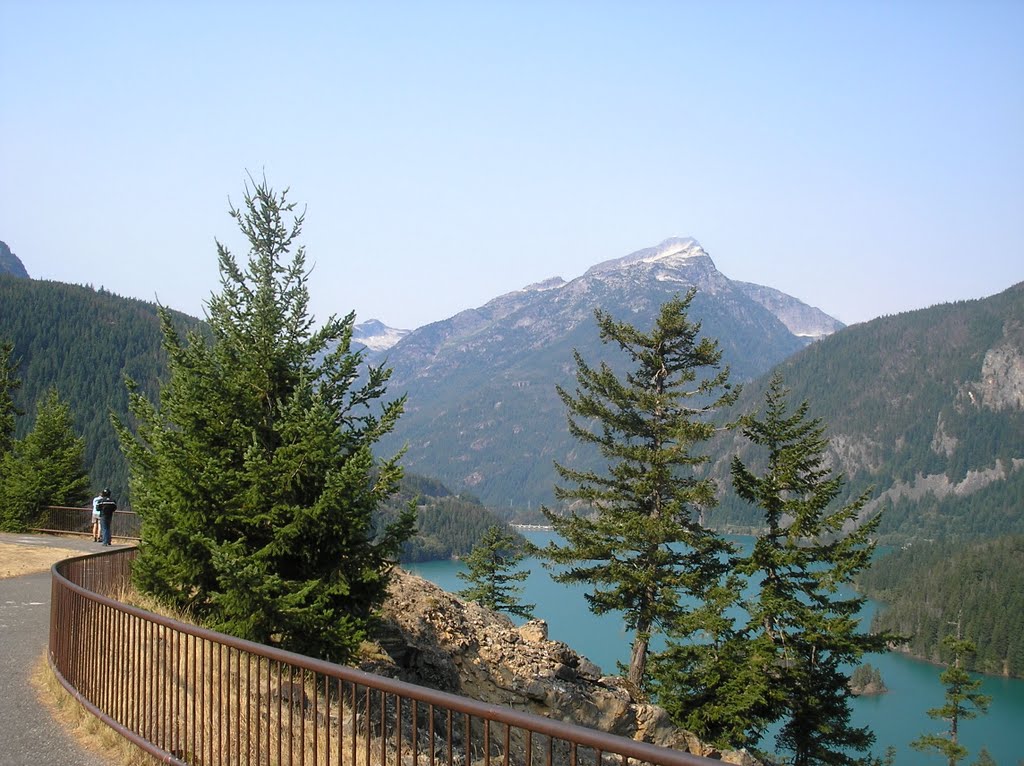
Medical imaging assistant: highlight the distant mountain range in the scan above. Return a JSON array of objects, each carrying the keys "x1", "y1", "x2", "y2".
[
  {"x1": 4, "y1": 232, "x2": 1019, "y2": 545},
  {"x1": 370, "y1": 237, "x2": 844, "y2": 509}
]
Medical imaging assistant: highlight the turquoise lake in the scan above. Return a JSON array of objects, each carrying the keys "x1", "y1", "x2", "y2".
[{"x1": 408, "y1": 531, "x2": 1024, "y2": 766}]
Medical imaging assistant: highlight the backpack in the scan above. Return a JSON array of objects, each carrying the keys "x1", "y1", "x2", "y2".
[{"x1": 97, "y1": 498, "x2": 117, "y2": 515}]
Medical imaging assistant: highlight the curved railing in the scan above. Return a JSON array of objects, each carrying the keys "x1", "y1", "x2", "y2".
[
  {"x1": 33, "y1": 505, "x2": 141, "y2": 540},
  {"x1": 49, "y1": 547, "x2": 718, "y2": 766}
]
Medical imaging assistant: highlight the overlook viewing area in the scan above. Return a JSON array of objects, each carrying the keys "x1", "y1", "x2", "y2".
[{"x1": 38, "y1": 538, "x2": 721, "y2": 766}]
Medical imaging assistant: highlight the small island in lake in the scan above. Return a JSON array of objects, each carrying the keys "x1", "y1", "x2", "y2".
[{"x1": 849, "y1": 663, "x2": 888, "y2": 696}]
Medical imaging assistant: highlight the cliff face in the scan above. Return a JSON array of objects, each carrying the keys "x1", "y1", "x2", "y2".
[
  {"x1": 367, "y1": 569, "x2": 758, "y2": 765},
  {"x1": 0, "y1": 240, "x2": 29, "y2": 278}
]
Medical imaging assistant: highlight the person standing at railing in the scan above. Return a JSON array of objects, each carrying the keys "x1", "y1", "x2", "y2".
[
  {"x1": 91, "y1": 497, "x2": 102, "y2": 542},
  {"x1": 93, "y1": 488, "x2": 117, "y2": 546}
]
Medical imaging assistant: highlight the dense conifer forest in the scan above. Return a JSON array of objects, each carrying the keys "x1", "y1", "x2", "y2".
[
  {"x1": 0, "y1": 274, "x2": 504, "y2": 560},
  {"x1": 377, "y1": 473, "x2": 511, "y2": 561},
  {"x1": 0, "y1": 275, "x2": 204, "y2": 500},
  {"x1": 859, "y1": 536, "x2": 1024, "y2": 678}
]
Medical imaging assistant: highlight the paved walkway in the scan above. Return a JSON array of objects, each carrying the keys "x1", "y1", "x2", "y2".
[{"x1": 0, "y1": 532, "x2": 125, "y2": 766}]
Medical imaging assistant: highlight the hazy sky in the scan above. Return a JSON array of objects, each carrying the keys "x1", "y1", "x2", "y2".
[{"x1": 2, "y1": 1, "x2": 1021, "y2": 330}]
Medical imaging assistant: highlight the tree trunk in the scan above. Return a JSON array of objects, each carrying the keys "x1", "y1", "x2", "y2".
[{"x1": 628, "y1": 631, "x2": 649, "y2": 690}]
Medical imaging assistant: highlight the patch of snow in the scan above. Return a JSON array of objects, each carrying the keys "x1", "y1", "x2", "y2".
[
  {"x1": 639, "y1": 237, "x2": 705, "y2": 265},
  {"x1": 353, "y1": 320, "x2": 411, "y2": 352},
  {"x1": 586, "y1": 237, "x2": 709, "y2": 275}
]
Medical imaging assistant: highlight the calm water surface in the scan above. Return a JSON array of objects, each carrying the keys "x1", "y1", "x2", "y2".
[{"x1": 408, "y1": 532, "x2": 1024, "y2": 765}]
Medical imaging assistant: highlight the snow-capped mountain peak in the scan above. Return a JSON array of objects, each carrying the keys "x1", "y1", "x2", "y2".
[
  {"x1": 352, "y1": 319, "x2": 410, "y2": 352},
  {"x1": 585, "y1": 237, "x2": 709, "y2": 276}
]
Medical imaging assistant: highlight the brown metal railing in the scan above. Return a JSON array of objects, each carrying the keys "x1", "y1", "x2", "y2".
[
  {"x1": 49, "y1": 547, "x2": 717, "y2": 766},
  {"x1": 33, "y1": 505, "x2": 141, "y2": 540}
]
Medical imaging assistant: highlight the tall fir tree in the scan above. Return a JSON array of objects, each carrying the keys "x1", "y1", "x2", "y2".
[
  {"x1": 116, "y1": 178, "x2": 415, "y2": 663},
  {"x1": 729, "y1": 373, "x2": 889, "y2": 766},
  {"x1": 457, "y1": 525, "x2": 535, "y2": 619},
  {"x1": 0, "y1": 339, "x2": 21, "y2": 455},
  {"x1": 911, "y1": 634, "x2": 992, "y2": 766},
  {"x1": 0, "y1": 387, "x2": 90, "y2": 530},
  {"x1": 542, "y1": 290, "x2": 739, "y2": 690}
]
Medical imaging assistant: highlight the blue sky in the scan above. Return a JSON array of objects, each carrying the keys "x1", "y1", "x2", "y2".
[{"x1": 2, "y1": 1, "x2": 1021, "y2": 330}]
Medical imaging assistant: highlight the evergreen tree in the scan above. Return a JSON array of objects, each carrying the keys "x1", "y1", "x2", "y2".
[
  {"x1": 730, "y1": 373, "x2": 889, "y2": 765},
  {"x1": 116, "y1": 178, "x2": 415, "y2": 663},
  {"x1": 542, "y1": 290, "x2": 739, "y2": 690},
  {"x1": 0, "y1": 339, "x2": 20, "y2": 455},
  {"x1": 912, "y1": 634, "x2": 992, "y2": 766},
  {"x1": 970, "y1": 747, "x2": 996, "y2": 766},
  {"x1": 0, "y1": 387, "x2": 90, "y2": 530},
  {"x1": 456, "y1": 525, "x2": 535, "y2": 619},
  {"x1": 648, "y1": 581, "x2": 770, "y2": 749}
]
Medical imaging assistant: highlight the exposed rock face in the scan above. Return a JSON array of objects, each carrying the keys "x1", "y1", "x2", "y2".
[
  {"x1": 975, "y1": 337, "x2": 1024, "y2": 411},
  {"x1": 850, "y1": 680, "x2": 888, "y2": 696},
  {"x1": 0, "y1": 240, "x2": 29, "y2": 279},
  {"x1": 369, "y1": 569, "x2": 759, "y2": 765}
]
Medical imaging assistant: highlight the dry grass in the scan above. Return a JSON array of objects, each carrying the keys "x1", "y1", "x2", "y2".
[
  {"x1": 0, "y1": 540, "x2": 84, "y2": 579},
  {"x1": 42, "y1": 580, "x2": 514, "y2": 766},
  {"x1": 31, "y1": 651, "x2": 162, "y2": 765}
]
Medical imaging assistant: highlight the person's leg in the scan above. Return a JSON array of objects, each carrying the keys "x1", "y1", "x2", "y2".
[
  {"x1": 92, "y1": 515, "x2": 100, "y2": 542},
  {"x1": 100, "y1": 513, "x2": 111, "y2": 545}
]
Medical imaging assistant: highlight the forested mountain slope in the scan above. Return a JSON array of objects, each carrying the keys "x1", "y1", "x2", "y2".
[
  {"x1": 859, "y1": 536, "x2": 1024, "y2": 677},
  {"x1": 0, "y1": 275, "x2": 505, "y2": 560},
  {"x1": 377, "y1": 473, "x2": 513, "y2": 562},
  {"x1": 709, "y1": 282, "x2": 1024, "y2": 542},
  {"x1": 0, "y1": 275, "x2": 203, "y2": 499}
]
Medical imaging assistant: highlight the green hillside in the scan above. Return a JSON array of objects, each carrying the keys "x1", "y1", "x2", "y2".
[
  {"x1": 708, "y1": 282, "x2": 1024, "y2": 543},
  {"x1": 0, "y1": 274, "x2": 506, "y2": 561},
  {"x1": 378, "y1": 473, "x2": 514, "y2": 562},
  {"x1": 0, "y1": 275, "x2": 204, "y2": 500},
  {"x1": 859, "y1": 536, "x2": 1024, "y2": 677}
]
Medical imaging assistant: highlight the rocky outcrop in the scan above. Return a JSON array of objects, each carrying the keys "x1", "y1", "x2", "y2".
[
  {"x1": 0, "y1": 240, "x2": 29, "y2": 279},
  {"x1": 367, "y1": 568, "x2": 759, "y2": 765},
  {"x1": 974, "y1": 335, "x2": 1024, "y2": 411}
]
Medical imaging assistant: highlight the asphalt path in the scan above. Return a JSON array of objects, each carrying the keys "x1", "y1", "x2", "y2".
[{"x1": 0, "y1": 533, "x2": 118, "y2": 766}]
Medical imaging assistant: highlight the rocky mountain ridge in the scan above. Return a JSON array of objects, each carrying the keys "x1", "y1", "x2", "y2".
[
  {"x1": 372, "y1": 237, "x2": 843, "y2": 508},
  {"x1": 361, "y1": 239, "x2": 840, "y2": 355},
  {"x1": 732, "y1": 281, "x2": 844, "y2": 339}
]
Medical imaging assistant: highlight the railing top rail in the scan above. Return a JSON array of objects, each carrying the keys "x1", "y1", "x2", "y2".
[
  {"x1": 53, "y1": 548, "x2": 718, "y2": 766},
  {"x1": 45, "y1": 504, "x2": 134, "y2": 513}
]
